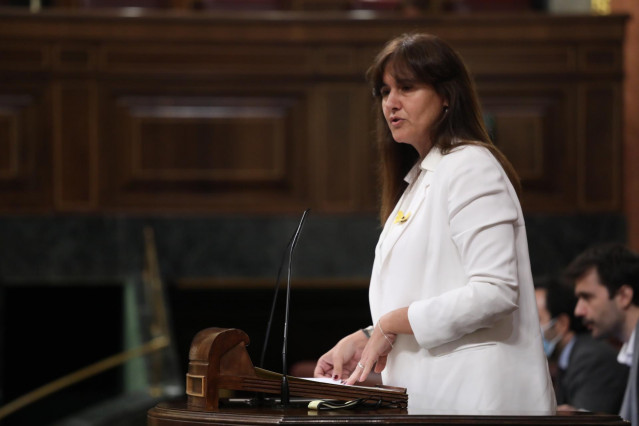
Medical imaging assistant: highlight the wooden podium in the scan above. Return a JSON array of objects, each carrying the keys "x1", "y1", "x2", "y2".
[
  {"x1": 148, "y1": 399, "x2": 629, "y2": 425},
  {"x1": 147, "y1": 327, "x2": 629, "y2": 425},
  {"x1": 183, "y1": 328, "x2": 407, "y2": 409}
]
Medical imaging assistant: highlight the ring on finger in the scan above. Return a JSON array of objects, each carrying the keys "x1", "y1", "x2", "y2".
[{"x1": 357, "y1": 362, "x2": 364, "y2": 369}]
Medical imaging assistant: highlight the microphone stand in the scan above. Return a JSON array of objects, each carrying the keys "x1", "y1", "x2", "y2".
[
  {"x1": 281, "y1": 209, "x2": 310, "y2": 406},
  {"x1": 253, "y1": 233, "x2": 292, "y2": 408},
  {"x1": 254, "y1": 209, "x2": 310, "y2": 407},
  {"x1": 259, "y1": 235, "x2": 293, "y2": 370}
]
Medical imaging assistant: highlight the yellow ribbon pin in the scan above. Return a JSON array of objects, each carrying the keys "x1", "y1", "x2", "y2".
[{"x1": 393, "y1": 210, "x2": 411, "y2": 224}]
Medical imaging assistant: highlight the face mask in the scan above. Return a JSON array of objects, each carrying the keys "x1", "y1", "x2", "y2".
[{"x1": 541, "y1": 318, "x2": 562, "y2": 358}]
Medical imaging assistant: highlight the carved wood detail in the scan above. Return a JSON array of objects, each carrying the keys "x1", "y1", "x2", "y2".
[
  {"x1": 481, "y1": 84, "x2": 575, "y2": 212},
  {"x1": 100, "y1": 87, "x2": 310, "y2": 212},
  {"x1": 0, "y1": 85, "x2": 51, "y2": 212}
]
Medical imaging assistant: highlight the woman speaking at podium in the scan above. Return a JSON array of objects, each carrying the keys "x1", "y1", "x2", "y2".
[{"x1": 313, "y1": 33, "x2": 556, "y2": 415}]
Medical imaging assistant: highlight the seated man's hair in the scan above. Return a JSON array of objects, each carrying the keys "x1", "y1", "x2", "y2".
[{"x1": 564, "y1": 243, "x2": 639, "y2": 303}]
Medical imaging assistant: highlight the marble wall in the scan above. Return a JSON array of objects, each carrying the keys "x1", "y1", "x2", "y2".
[{"x1": 0, "y1": 213, "x2": 627, "y2": 283}]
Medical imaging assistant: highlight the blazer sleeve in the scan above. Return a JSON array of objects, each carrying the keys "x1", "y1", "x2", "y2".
[{"x1": 408, "y1": 146, "x2": 520, "y2": 349}]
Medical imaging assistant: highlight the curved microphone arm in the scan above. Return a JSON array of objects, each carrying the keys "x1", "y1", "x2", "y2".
[{"x1": 281, "y1": 208, "x2": 310, "y2": 405}]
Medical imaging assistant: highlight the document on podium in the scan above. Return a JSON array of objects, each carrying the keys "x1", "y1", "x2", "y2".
[
  {"x1": 254, "y1": 367, "x2": 407, "y2": 402},
  {"x1": 304, "y1": 377, "x2": 346, "y2": 385}
]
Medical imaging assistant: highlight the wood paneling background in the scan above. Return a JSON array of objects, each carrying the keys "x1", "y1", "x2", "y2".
[
  {"x1": 0, "y1": 9, "x2": 628, "y2": 215},
  {"x1": 0, "y1": 82, "x2": 52, "y2": 209},
  {"x1": 0, "y1": 11, "x2": 631, "y2": 424},
  {"x1": 611, "y1": 0, "x2": 639, "y2": 251}
]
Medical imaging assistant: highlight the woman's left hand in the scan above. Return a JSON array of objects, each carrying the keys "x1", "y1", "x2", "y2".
[{"x1": 345, "y1": 320, "x2": 396, "y2": 385}]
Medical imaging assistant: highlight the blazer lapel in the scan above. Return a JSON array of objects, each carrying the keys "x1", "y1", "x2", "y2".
[{"x1": 377, "y1": 147, "x2": 443, "y2": 267}]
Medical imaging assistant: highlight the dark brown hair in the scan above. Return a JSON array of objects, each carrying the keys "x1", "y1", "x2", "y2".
[
  {"x1": 564, "y1": 243, "x2": 639, "y2": 305},
  {"x1": 366, "y1": 33, "x2": 521, "y2": 223}
]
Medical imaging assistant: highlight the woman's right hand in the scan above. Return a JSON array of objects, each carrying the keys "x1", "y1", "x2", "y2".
[{"x1": 313, "y1": 330, "x2": 368, "y2": 381}]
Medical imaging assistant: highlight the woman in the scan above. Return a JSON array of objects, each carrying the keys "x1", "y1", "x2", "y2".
[{"x1": 313, "y1": 33, "x2": 556, "y2": 414}]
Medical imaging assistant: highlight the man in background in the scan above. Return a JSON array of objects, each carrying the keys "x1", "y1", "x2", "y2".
[
  {"x1": 566, "y1": 243, "x2": 639, "y2": 424},
  {"x1": 535, "y1": 277, "x2": 628, "y2": 413}
]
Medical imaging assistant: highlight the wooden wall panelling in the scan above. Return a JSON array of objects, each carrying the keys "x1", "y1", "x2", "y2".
[
  {"x1": 51, "y1": 42, "x2": 99, "y2": 211},
  {"x1": 480, "y1": 83, "x2": 576, "y2": 213},
  {"x1": 0, "y1": 11, "x2": 628, "y2": 214},
  {"x1": 577, "y1": 82, "x2": 622, "y2": 211},
  {"x1": 100, "y1": 82, "x2": 310, "y2": 213},
  {"x1": 98, "y1": 43, "x2": 314, "y2": 77},
  {"x1": 574, "y1": 41, "x2": 623, "y2": 211},
  {"x1": 314, "y1": 47, "x2": 362, "y2": 76},
  {"x1": 0, "y1": 83, "x2": 52, "y2": 212},
  {"x1": 0, "y1": 98, "x2": 22, "y2": 180},
  {"x1": 309, "y1": 46, "x2": 378, "y2": 212},
  {"x1": 574, "y1": 40, "x2": 623, "y2": 211},
  {"x1": 310, "y1": 84, "x2": 376, "y2": 213},
  {"x1": 52, "y1": 42, "x2": 98, "y2": 73},
  {"x1": 52, "y1": 80, "x2": 99, "y2": 210},
  {"x1": 458, "y1": 45, "x2": 577, "y2": 75},
  {"x1": 0, "y1": 41, "x2": 52, "y2": 212},
  {"x1": 577, "y1": 43, "x2": 623, "y2": 74},
  {"x1": 0, "y1": 41, "x2": 50, "y2": 72},
  {"x1": 94, "y1": 41, "x2": 316, "y2": 213},
  {"x1": 360, "y1": 93, "x2": 379, "y2": 211}
]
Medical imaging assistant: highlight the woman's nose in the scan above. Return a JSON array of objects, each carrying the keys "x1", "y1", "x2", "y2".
[{"x1": 384, "y1": 90, "x2": 400, "y2": 111}]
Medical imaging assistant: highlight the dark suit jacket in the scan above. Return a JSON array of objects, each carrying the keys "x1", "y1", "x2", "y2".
[
  {"x1": 556, "y1": 333, "x2": 629, "y2": 413},
  {"x1": 620, "y1": 321, "x2": 639, "y2": 425}
]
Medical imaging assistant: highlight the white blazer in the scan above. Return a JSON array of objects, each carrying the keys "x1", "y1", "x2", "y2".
[{"x1": 369, "y1": 144, "x2": 556, "y2": 415}]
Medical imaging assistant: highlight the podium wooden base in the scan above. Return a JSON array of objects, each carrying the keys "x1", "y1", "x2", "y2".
[{"x1": 148, "y1": 398, "x2": 629, "y2": 425}]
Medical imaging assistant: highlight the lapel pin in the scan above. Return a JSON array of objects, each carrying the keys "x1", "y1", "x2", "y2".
[{"x1": 393, "y1": 210, "x2": 411, "y2": 224}]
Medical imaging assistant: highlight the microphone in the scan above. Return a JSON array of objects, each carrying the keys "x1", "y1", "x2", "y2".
[{"x1": 257, "y1": 209, "x2": 310, "y2": 405}]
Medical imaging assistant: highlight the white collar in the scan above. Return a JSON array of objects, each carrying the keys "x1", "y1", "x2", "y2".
[
  {"x1": 618, "y1": 327, "x2": 636, "y2": 367},
  {"x1": 404, "y1": 146, "x2": 444, "y2": 184}
]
